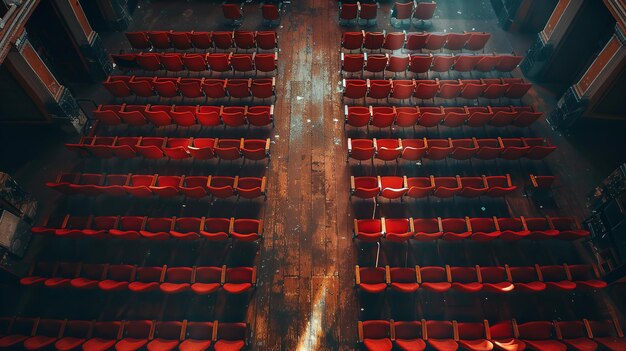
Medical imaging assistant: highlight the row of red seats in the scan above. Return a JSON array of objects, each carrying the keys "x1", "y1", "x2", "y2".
[
  {"x1": 350, "y1": 175, "x2": 516, "y2": 199},
  {"x1": 390, "y1": 1, "x2": 437, "y2": 26},
  {"x1": 125, "y1": 30, "x2": 277, "y2": 51},
  {"x1": 357, "y1": 319, "x2": 625, "y2": 351},
  {"x1": 0, "y1": 318, "x2": 247, "y2": 351},
  {"x1": 341, "y1": 53, "x2": 523, "y2": 75},
  {"x1": 355, "y1": 263, "x2": 605, "y2": 294},
  {"x1": 21, "y1": 262, "x2": 257, "y2": 295},
  {"x1": 111, "y1": 52, "x2": 277, "y2": 74},
  {"x1": 66, "y1": 137, "x2": 270, "y2": 161},
  {"x1": 104, "y1": 76, "x2": 275, "y2": 99},
  {"x1": 338, "y1": 2, "x2": 379, "y2": 25},
  {"x1": 345, "y1": 105, "x2": 542, "y2": 128},
  {"x1": 47, "y1": 173, "x2": 267, "y2": 199},
  {"x1": 33, "y1": 216, "x2": 262, "y2": 242},
  {"x1": 221, "y1": 3, "x2": 281, "y2": 26},
  {"x1": 353, "y1": 216, "x2": 588, "y2": 242},
  {"x1": 342, "y1": 31, "x2": 491, "y2": 52},
  {"x1": 93, "y1": 104, "x2": 273, "y2": 127},
  {"x1": 343, "y1": 78, "x2": 531, "y2": 101},
  {"x1": 348, "y1": 137, "x2": 556, "y2": 161}
]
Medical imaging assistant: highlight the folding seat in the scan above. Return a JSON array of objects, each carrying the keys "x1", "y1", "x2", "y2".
[
  {"x1": 179, "y1": 78, "x2": 205, "y2": 99},
  {"x1": 450, "y1": 267, "x2": 483, "y2": 292},
  {"x1": 97, "y1": 265, "x2": 134, "y2": 291},
  {"x1": 371, "y1": 106, "x2": 396, "y2": 129},
  {"x1": 251, "y1": 78, "x2": 275, "y2": 99},
  {"x1": 484, "y1": 175, "x2": 516, "y2": 197},
  {"x1": 189, "y1": 31, "x2": 213, "y2": 50},
  {"x1": 214, "y1": 139, "x2": 242, "y2": 160},
  {"x1": 125, "y1": 32, "x2": 151, "y2": 50},
  {"x1": 0, "y1": 317, "x2": 37, "y2": 348},
  {"x1": 202, "y1": 79, "x2": 227, "y2": 99},
  {"x1": 431, "y1": 55, "x2": 456, "y2": 72},
  {"x1": 236, "y1": 177, "x2": 266, "y2": 199},
  {"x1": 380, "y1": 176, "x2": 408, "y2": 199},
  {"x1": 554, "y1": 320, "x2": 597, "y2": 351},
  {"x1": 450, "y1": 138, "x2": 477, "y2": 160},
  {"x1": 136, "y1": 53, "x2": 162, "y2": 71},
  {"x1": 342, "y1": 31, "x2": 364, "y2": 51},
  {"x1": 411, "y1": 218, "x2": 441, "y2": 241},
  {"x1": 162, "y1": 138, "x2": 191, "y2": 159},
  {"x1": 438, "y1": 79, "x2": 463, "y2": 99},
  {"x1": 103, "y1": 76, "x2": 132, "y2": 97},
  {"x1": 512, "y1": 106, "x2": 543, "y2": 127},
  {"x1": 382, "y1": 218, "x2": 412, "y2": 242},
  {"x1": 466, "y1": 107, "x2": 492, "y2": 127},
  {"x1": 111, "y1": 53, "x2": 138, "y2": 71},
  {"x1": 416, "y1": 267, "x2": 450, "y2": 294},
  {"x1": 375, "y1": 139, "x2": 402, "y2": 162},
  {"x1": 25, "y1": 319, "x2": 67, "y2": 350},
  {"x1": 109, "y1": 216, "x2": 144, "y2": 240},
  {"x1": 152, "y1": 77, "x2": 180, "y2": 98},
  {"x1": 222, "y1": 3, "x2": 244, "y2": 26},
  {"x1": 548, "y1": 217, "x2": 588, "y2": 240},
  {"x1": 256, "y1": 31, "x2": 278, "y2": 51},
  {"x1": 226, "y1": 79, "x2": 252, "y2": 99},
  {"x1": 356, "y1": 266, "x2": 388, "y2": 292},
  {"x1": 135, "y1": 137, "x2": 165, "y2": 159},
  {"x1": 55, "y1": 320, "x2": 92, "y2": 351},
  {"x1": 94, "y1": 104, "x2": 123, "y2": 125},
  {"x1": 187, "y1": 138, "x2": 216, "y2": 160},
  {"x1": 529, "y1": 175, "x2": 557, "y2": 194},
  {"x1": 386, "y1": 55, "x2": 413, "y2": 77},
  {"x1": 201, "y1": 217, "x2": 231, "y2": 241},
  {"x1": 460, "y1": 177, "x2": 488, "y2": 198},
  {"x1": 391, "y1": 1, "x2": 413, "y2": 27},
  {"x1": 568, "y1": 264, "x2": 606, "y2": 290},
  {"x1": 425, "y1": 33, "x2": 449, "y2": 51},
  {"x1": 434, "y1": 177, "x2": 461, "y2": 198},
  {"x1": 109, "y1": 137, "x2": 139, "y2": 160},
  {"x1": 383, "y1": 32, "x2": 406, "y2": 52},
  {"x1": 496, "y1": 55, "x2": 524, "y2": 72},
  {"x1": 489, "y1": 321, "x2": 525, "y2": 351},
  {"x1": 159, "y1": 53, "x2": 185, "y2": 72},
  {"x1": 409, "y1": 54, "x2": 433, "y2": 75},
  {"x1": 55, "y1": 215, "x2": 92, "y2": 238},
  {"x1": 406, "y1": 176, "x2": 435, "y2": 198},
  {"x1": 115, "y1": 320, "x2": 153, "y2": 351},
  {"x1": 465, "y1": 32, "x2": 491, "y2": 52},
  {"x1": 453, "y1": 55, "x2": 482, "y2": 72},
  {"x1": 348, "y1": 139, "x2": 375, "y2": 161},
  {"x1": 446, "y1": 33, "x2": 472, "y2": 51},
  {"x1": 358, "y1": 320, "x2": 392, "y2": 351},
  {"x1": 588, "y1": 319, "x2": 626, "y2": 351},
  {"x1": 425, "y1": 321, "x2": 458, "y2": 351},
  {"x1": 196, "y1": 106, "x2": 221, "y2": 127},
  {"x1": 147, "y1": 321, "x2": 183, "y2": 351},
  {"x1": 441, "y1": 218, "x2": 471, "y2": 241},
  {"x1": 160, "y1": 267, "x2": 193, "y2": 293},
  {"x1": 231, "y1": 218, "x2": 263, "y2": 241},
  {"x1": 261, "y1": 4, "x2": 281, "y2": 26},
  {"x1": 388, "y1": 267, "x2": 419, "y2": 292},
  {"x1": 481, "y1": 78, "x2": 509, "y2": 99},
  {"x1": 222, "y1": 106, "x2": 246, "y2": 127},
  {"x1": 81, "y1": 321, "x2": 121, "y2": 351},
  {"x1": 139, "y1": 218, "x2": 172, "y2": 241},
  {"x1": 69, "y1": 173, "x2": 106, "y2": 197},
  {"x1": 118, "y1": 105, "x2": 147, "y2": 126},
  {"x1": 20, "y1": 262, "x2": 54, "y2": 286},
  {"x1": 192, "y1": 266, "x2": 222, "y2": 295},
  {"x1": 475, "y1": 55, "x2": 502, "y2": 72},
  {"x1": 241, "y1": 138, "x2": 270, "y2": 160},
  {"x1": 522, "y1": 217, "x2": 557, "y2": 240},
  {"x1": 169, "y1": 105, "x2": 197, "y2": 127},
  {"x1": 497, "y1": 217, "x2": 529, "y2": 241},
  {"x1": 500, "y1": 138, "x2": 530, "y2": 160},
  {"x1": 368, "y1": 79, "x2": 392, "y2": 100},
  {"x1": 518, "y1": 321, "x2": 567, "y2": 351},
  {"x1": 254, "y1": 53, "x2": 277, "y2": 73},
  {"x1": 457, "y1": 322, "x2": 494, "y2": 351},
  {"x1": 180, "y1": 176, "x2": 210, "y2": 198},
  {"x1": 208, "y1": 176, "x2": 237, "y2": 198},
  {"x1": 489, "y1": 107, "x2": 517, "y2": 127},
  {"x1": 344, "y1": 79, "x2": 368, "y2": 100},
  {"x1": 395, "y1": 108, "x2": 420, "y2": 128},
  {"x1": 46, "y1": 172, "x2": 79, "y2": 195},
  {"x1": 480, "y1": 266, "x2": 513, "y2": 293},
  {"x1": 68, "y1": 263, "x2": 105, "y2": 289},
  {"x1": 180, "y1": 322, "x2": 214, "y2": 351},
  {"x1": 145, "y1": 31, "x2": 170, "y2": 50},
  {"x1": 418, "y1": 106, "x2": 445, "y2": 127},
  {"x1": 405, "y1": 32, "x2": 429, "y2": 52},
  {"x1": 504, "y1": 78, "x2": 532, "y2": 99},
  {"x1": 223, "y1": 267, "x2": 256, "y2": 294},
  {"x1": 540, "y1": 265, "x2": 578, "y2": 291},
  {"x1": 128, "y1": 76, "x2": 156, "y2": 97},
  {"x1": 425, "y1": 138, "x2": 452, "y2": 160},
  {"x1": 365, "y1": 54, "x2": 388, "y2": 75},
  {"x1": 523, "y1": 138, "x2": 556, "y2": 160},
  {"x1": 181, "y1": 53, "x2": 209, "y2": 72},
  {"x1": 509, "y1": 266, "x2": 545, "y2": 292},
  {"x1": 212, "y1": 31, "x2": 234, "y2": 50},
  {"x1": 247, "y1": 105, "x2": 273, "y2": 126},
  {"x1": 214, "y1": 322, "x2": 248, "y2": 351},
  {"x1": 143, "y1": 105, "x2": 172, "y2": 126},
  {"x1": 364, "y1": 31, "x2": 385, "y2": 51},
  {"x1": 414, "y1": 80, "x2": 439, "y2": 101},
  {"x1": 31, "y1": 214, "x2": 66, "y2": 236},
  {"x1": 124, "y1": 174, "x2": 156, "y2": 198},
  {"x1": 82, "y1": 136, "x2": 117, "y2": 159},
  {"x1": 339, "y1": 2, "x2": 358, "y2": 24},
  {"x1": 150, "y1": 176, "x2": 182, "y2": 198},
  {"x1": 475, "y1": 138, "x2": 503, "y2": 159},
  {"x1": 351, "y1": 176, "x2": 380, "y2": 199},
  {"x1": 394, "y1": 320, "x2": 426, "y2": 351},
  {"x1": 168, "y1": 31, "x2": 192, "y2": 50},
  {"x1": 469, "y1": 218, "x2": 501, "y2": 241},
  {"x1": 234, "y1": 30, "x2": 255, "y2": 50}
]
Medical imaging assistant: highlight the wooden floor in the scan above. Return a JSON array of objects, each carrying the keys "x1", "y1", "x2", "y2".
[{"x1": 1, "y1": 0, "x2": 625, "y2": 350}]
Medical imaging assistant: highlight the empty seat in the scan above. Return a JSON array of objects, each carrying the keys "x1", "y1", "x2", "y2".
[{"x1": 359, "y1": 320, "x2": 392, "y2": 351}]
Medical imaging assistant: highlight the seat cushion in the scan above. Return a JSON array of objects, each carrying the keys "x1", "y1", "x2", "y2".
[
  {"x1": 214, "y1": 339, "x2": 245, "y2": 351},
  {"x1": 563, "y1": 338, "x2": 597, "y2": 351},
  {"x1": 390, "y1": 282, "x2": 420, "y2": 293},
  {"x1": 0, "y1": 334, "x2": 28, "y2": 348},
  {"x1": 493, "y1": 339, "x2": 526, "y2": 351},
  {"x1": 363, "y1": 338, "x2": 393, "y2": 351},
  {"x1": 179, "y1": 339, "x2": 212, "y2": 351},
  {"x1": 523, "y1": 340, "x2": 567, "y2": 351},
  {"x1": 128, "y1": 282, "x2": 160, "y2": 293},
  {"x1": 115, "y1": 338, "x2": 148, "y2": 351},
  {"x1": 459, "y1": 339, "x2": 494, "y2": 351},
  {"x1": 396, "y1": 338, "x2": 426, "y2": 351},
  {"x1": 147, "y1": 338, "x2": 179, "y2": 351},
  {"x1": 191, "y1": 283, "x2": 221, "y2": 295},
  {"x1": 159, "y1": 283, "x2": 191, "y2": 294},
  {"x1": 595, "y1": 337, "x2": 626, "y2": 351},
  {"x1": 82, "y1": 338, "x2": 117, "y2": 351},
  {"x1": 55, "y1": 336, "x2": 86, "y2": 351},
  {"x1": 429, "y1": 339, "x2": 459, "y2": 351},
  {"x1": 421, "y1": 282, "x2": 452, "y2": 292},
  {"x1": 359, "y1": 283, "x2": 387, "y2": 294},
  {"x1": 24, "y1": 336, "x2": 57, "y2": 350},
  {"x1": 71, "y1": 278, "x2": 100, "y2": 289},
  {"x1": 223, "y1": 283, "x2": 252, "y2": 294}
]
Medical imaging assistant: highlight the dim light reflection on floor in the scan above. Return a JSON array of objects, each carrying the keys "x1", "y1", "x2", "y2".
[{"x1": 295, "y1": 280, "x2": 328, "y2": 351}]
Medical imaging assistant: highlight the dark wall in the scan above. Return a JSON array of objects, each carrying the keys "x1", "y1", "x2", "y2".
[
  {"x1": 592, "y1": 64, "x2": 626, "y2": 118},
  {"x1": 0, "y1": 65, "x2": 46, "y2": 122},
  {"x1": 523, "y1": 0, "x2": 558, "y2": 33}
]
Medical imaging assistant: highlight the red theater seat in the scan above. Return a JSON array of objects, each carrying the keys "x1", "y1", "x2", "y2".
[{"x1": 359, "y1": 320, "x2": 392, "y2": 351}]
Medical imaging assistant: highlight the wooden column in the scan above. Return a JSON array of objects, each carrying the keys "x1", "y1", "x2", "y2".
[
  {"x1": 521, "y1": 0, "x2": 584, "y2": 77},
  {"x1": 51, "y1": 0, "x2": 112, "y2": 81},
  {"x1": 4, "y1": 31, "x2": 86, "y2": 131},
  {"x1": 548, "y1": 26, "x2": 626, "y2": 130}
]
